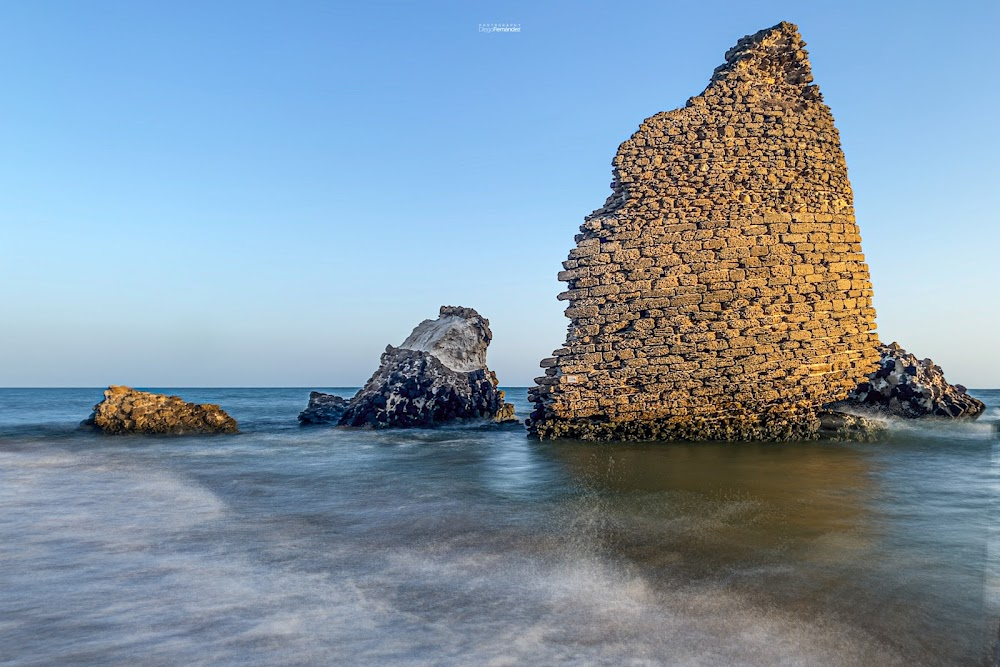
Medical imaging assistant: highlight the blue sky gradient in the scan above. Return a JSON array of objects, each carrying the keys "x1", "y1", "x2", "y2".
[{"x1": 1, "y1": 0, "x2": 997, "y2": 387}]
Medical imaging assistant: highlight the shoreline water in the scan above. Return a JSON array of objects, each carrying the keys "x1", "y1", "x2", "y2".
[{"x1": 0, "y1": 388, "x2": 997, "y2": 665}]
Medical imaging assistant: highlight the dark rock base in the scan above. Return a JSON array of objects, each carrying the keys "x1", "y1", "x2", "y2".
[
  {"x1": 298, "y1": 392, "x2": 349, "y2": 425},
  {"x1": 527, "y1": 408, "x2": 885, "y2": 443},
  {"x1": 338, "y1": 347, "x2": 511, "y2": 429}
]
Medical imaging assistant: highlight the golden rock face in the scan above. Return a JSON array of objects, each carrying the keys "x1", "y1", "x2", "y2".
[
  {"x1": 84, "y1": 386, "x2": 239, "y2": 435},
  {"x1": 528, "y1": 22, "x2": 879, "y2": 441}
]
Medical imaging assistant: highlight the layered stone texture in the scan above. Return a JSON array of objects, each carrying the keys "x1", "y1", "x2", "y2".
[
  {"x1": 82, "y1": 386, "x2": 239, "y2": 435},
  {"x1": 330, "y1": 306, "x2": 517, "y2": 428},
  {"x1": 528, "y1": 22, "x2": 880, "y2": 441},
  {"x1": 843, "y1": 343, "x2": 985, "y2": 419}
]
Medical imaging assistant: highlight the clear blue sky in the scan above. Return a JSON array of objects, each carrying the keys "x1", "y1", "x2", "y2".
[{"x1": 1, "y1": 0, "x2": 997, "y2": 387}]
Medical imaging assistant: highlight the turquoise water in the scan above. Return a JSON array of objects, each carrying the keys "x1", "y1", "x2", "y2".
[{"x1": 0, "y1": 388, "x2": 997, "y2": 666}]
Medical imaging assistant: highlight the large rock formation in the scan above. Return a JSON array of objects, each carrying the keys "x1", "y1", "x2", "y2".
[
  {"x1": 298, "y1": 391, "x2": 349, "y2": 424},
  {"x1": 334, "y1": 306, "x2": 517, "y2": 428},
  {"x1": 528, "y1": 22, "x2": 881, "y2": 441},
  {"x1": 842, "y1": 343, "x2": 985, "y2": 418},
  {"x1": 82, "y1": 386, "x2": 239, "y2": 435}
]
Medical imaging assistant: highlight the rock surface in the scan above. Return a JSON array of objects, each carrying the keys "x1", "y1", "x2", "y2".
[
  {"x1": 844, "y1": 343, "x2": 985, "y2": 419},
  {"x1": 816, "y1": 410, "x2": 886, "y2": 442},
  {"x1": 82, "y1": 386, "x2": 239, "y2": 435},
  {"x1": 399, "y1": 306, "x2": 492, "y2": 372},
  {"x1": 298, "y1": 391, "x2": 349, "y2": 424},
  {"x1": 335, "y1": 306, "x2": 516, "y2": 428},
  {"x1": 528, "y1": 22, "x2": 880, "y2": 442}
]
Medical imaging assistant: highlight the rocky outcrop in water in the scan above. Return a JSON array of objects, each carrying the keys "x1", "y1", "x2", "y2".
[
  {"x1": 527, "y1": 22, "x2": 881, "y2": 442},
  {"x1": 843, "y1": 343, "x2": 984, "y2": 419},
  {"x1": 816, "y1": 409, "x2": 886, "y2": 442},
  {"x1": 298, "y1": 392, "x2": 349, "y2": 424},
  {"x1": 82, "y1": 386, "x2": 239, "y2": 435},
  {"x1": 332, "y1": 306, "x2": 516, "y2": 428}
]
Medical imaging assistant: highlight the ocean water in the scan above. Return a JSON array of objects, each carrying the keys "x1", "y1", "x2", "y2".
[{"x1": 0, "y1": 388, "x2": 997, "y2": 666}]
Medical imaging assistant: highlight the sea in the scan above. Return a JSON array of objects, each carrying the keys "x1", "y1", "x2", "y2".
[{"x1": 0, "y1": 387, "x2": 997, "y2": 666}]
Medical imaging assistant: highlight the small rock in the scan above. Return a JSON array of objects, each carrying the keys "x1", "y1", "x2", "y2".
[
  {"x1": 494, "y1": 396, "x2": 518, "y2": 423},
  {"x1": 82, "y1": 386, "x2": 238, "y2": 435},
  {"x1": 816, "y1": 410, "x2": 886, "y2": 442},
  {"x1": 298, "y1": 392, "x2": 349, "y2": 425}
]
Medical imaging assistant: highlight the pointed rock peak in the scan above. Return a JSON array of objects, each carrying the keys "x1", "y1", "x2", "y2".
[{"x1": 710, "y1": 21, "x2": 814, "y2": 88}]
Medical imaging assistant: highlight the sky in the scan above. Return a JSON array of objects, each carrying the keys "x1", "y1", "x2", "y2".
[{"x1": 1, "y1": 0, "x2": 997, "y2": 387}]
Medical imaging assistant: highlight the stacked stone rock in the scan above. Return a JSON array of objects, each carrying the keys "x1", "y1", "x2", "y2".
[{"x1": 528, "y1": 22, "x2": 880, "y2": 441}]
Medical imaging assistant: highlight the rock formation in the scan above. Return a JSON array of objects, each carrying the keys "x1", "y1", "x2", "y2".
[
  {"x1": 82, "y1": 386, "x2": 239, "y2": 435},
  {"x1": 298, "y1": 391, "x2": 349, "y2": 424},
  {"x1": 842, "y1": 343, "x2": 984, "y2": 418},
  {"x1": 527, "y1": 22, "x2": 881, "y2": 441},
  {"x1": 334, "y1": 306, "x2": 517, "y2": 428},
  {"x1": 815, "y1": 410, "x2": 886, "y2": 442}
]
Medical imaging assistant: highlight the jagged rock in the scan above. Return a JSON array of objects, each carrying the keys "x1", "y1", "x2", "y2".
[
  {"x1": 845, "y1": 343, "x2": 984, "y2": 419},
  {"x1": 298, "y1": 391, "x2": 349, "y2": 424},
  {"x1": 528, "y1": 22, "x2": 881, "y2": 442},
  {"x1": 82, "y1": 386, "x2": 238, "y2": 435},
  {"x1": 337, "y1": 306, "x2": 516, "y2": 428}
]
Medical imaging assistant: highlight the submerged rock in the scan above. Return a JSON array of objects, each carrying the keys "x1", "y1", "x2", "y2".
[
  {"x1": 845, "y1": 343, "x2": 984, "y2": 419},
  {"x1": 298, "y1": 391, "x2": 349, "y2": 425},
  {"x1": 337, "y1": 306, "x2": 516, "y2": 428},
  {"x1": 82, "y1": 386, "x2": 238, "y2": 435},
  {"x1": 816, "y1": 410, "x2": 886, "y2": 442}
]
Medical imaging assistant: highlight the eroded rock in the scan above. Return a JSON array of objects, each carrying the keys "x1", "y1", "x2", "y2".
[
  {"x1": 336, "y1": 306, "x2": 516, "y2": 428},
  {"x1": 298, "y1": 391, "x2": 349, "y2": 425},
  {"x1": 528, "y1": 22, "x2": 880, "y2": 442},
  {"x1": 82, "y1": 386, "x2": 238, "y2": 435},
  {"x1": 845, "y1": 343, "x2": 984, "y2": 419}
]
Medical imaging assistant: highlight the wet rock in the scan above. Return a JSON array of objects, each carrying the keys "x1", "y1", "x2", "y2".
[
  {"x1": 298, "y1": 391, "x2": 349, "y2": 425},
  {"x1": 816, "y1": 410, "x2": 886, "y2": 442},
  {"x1": 524, "y1": 404, "x2": 884, "y2": 443},
  {"x1": 337, "y1": 306, "x2": 516, "y2": 428},
  {"x1": 845, "y1": 343, "x2": 985, "y2": 419},
  {"x1": 82, "y1": 386, "x2": 238, "y2": 435}
]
